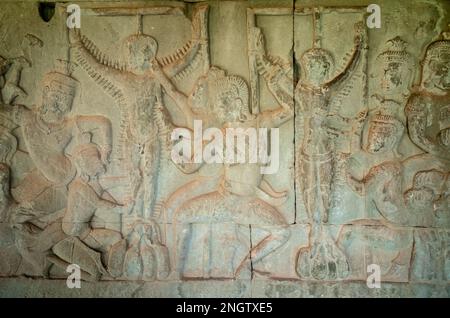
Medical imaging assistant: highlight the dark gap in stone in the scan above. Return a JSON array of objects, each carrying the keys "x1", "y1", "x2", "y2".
[
  {"x1": 249, "y1": 224, "x2": 254, "y2": 280},
  {"x1": 292, "y1": 0, "x2": 298, "y2": 225},
  {"x1": 38, "y1": 2, "x2": 56, "y2": 23}
]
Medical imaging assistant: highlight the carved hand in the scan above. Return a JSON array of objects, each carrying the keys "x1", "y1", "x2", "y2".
[{"x1": 250, "y1": 27, "x2": 266, "y2": 57}]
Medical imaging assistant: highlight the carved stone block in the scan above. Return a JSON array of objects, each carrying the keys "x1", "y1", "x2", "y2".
[{"x1": 0, "y1": 0, "x2": 449, "y2": 297}]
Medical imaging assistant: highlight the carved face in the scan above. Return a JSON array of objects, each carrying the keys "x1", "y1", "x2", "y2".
[
  {"x1": 381, "y1": 62, "x2": 403, "y2": 92},
  {"x1": 301, "y1": 50, "x2": 333, "y2": 86},
  {"x1": 404, "y1": 187, "x2": 435, "y2": 210},
  {"x1": 40, "y1": 87, "x2": 74, "y2": 124},
  {"x1": 125, "y1": 36, "x2": 157, "y2": 75},
  {"x1": 365, "y1": 122, "x2": 399, "y2": 154},
  {"x1": 422, "y1": 58, "x2": 450, "y2": 92}
]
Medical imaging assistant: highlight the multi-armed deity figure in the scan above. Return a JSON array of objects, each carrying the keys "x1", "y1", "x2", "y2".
[
  {"x1": 250, "y1": 17, "x2": 365, "y2": 279},
  {"x1": 69, "y1": 7, "x2": 208, "y2": 224},
  {"x1": 157, "y1": 64, "x2": 293, "y2": 278}
]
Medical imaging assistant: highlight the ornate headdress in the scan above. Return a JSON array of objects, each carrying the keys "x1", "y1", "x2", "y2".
[{"x1": 377, "y1": 36, "x2": 411, "y2": 65}]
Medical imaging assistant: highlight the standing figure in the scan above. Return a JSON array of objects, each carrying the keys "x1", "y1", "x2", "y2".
[
  {"x1": 251, "y1": 20, "x2": 365, "y2": 279},
  {"x1": 69, "y1": 7, "x2": 208, "y2": 221}
]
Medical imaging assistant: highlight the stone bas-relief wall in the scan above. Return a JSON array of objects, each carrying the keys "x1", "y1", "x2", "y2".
[{"x1": 0, "y1": 0, "x2": 449, "y2": 297}]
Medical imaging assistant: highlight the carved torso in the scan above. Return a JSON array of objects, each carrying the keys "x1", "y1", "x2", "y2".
[
  {"x1": 296, "y1": 84, "x2": 333, "y2": 157},
  {"x1": 122, "y1": 77, "x2": 160, "y2": 145}
]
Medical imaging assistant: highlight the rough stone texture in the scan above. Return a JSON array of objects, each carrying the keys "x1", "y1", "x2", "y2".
[{"x1": 0, "y1": 0, "x2": 449, "y2": 297}]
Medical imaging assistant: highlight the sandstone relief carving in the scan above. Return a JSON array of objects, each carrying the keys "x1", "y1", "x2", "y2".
[
  {"x1": 160, "y1": 64, "x2": 293, "y2": 279},
  {"x1": 249, "y1": 7, "x2": 368, "y2": 280},
  {"x1": 0, "y1": 1, "x2": 449, "y2": 295}
]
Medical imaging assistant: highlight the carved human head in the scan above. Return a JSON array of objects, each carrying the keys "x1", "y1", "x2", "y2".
[
  {"x1": 363, "y1": 111, "x2": 404, "y2": 154},
  {"x1": 40, "y1": 68, "x2": 78, "y2": 124},
  {"x1": 299, "y1": 48, "x2": 334, "y2": 86},
  {"x1": 72, "y1": 137, "x2": 106, "y2": 178},
  {"x1": 404, "y1": 170, "x2": 446, "y2": 210},
  {"x1": 188, "y1": 67, "x2": 250, "y2": 123},
  {"x1": 124, "y1": 34, "x2": 158, "y2": 75},
  {"x1": 377, "y1": 37, "x2": 413, "y2": 94},
  {"x1": 421, "y1": 27, "x2": 450, "y2": 94},
  {"x1": 0, "y1": 129, "x2": 17, "y2": 165}
]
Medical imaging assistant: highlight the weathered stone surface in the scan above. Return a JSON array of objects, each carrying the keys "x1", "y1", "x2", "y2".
[{"x1": 0, "y1": 0, "x2": 449, "y2": 297}]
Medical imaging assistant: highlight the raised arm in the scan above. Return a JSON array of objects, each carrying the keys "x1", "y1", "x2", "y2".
[
  {"x1": 159, "y1": 5, "x2": 210, "y2": 77},
  {"x1": 69, "y1": 29, "x2": 124, "y2": 98},
  {"x1": 325, "y1": 22, "x2": 364, "y2": 90}
]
